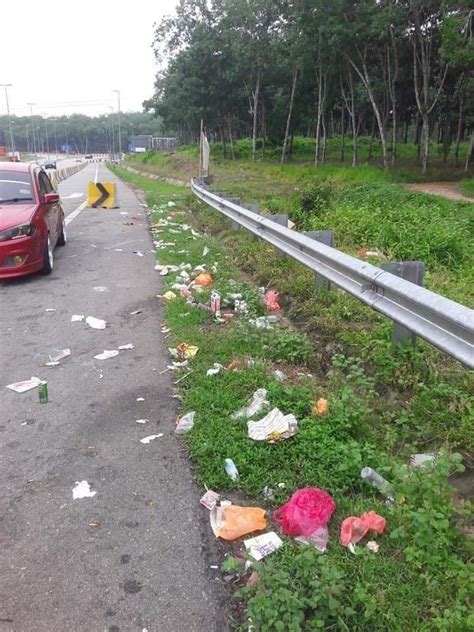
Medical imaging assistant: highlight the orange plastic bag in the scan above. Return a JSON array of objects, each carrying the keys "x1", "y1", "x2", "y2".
[
  {"x1": 210, "y1": 505, "x2": 267, "y2": 541},
  {"x1": 312, "y1": 398, "x2": 328, "y2": 416},
  {"x1": 264, "y1": 290, "x2": 281, "y2": 312},
  {"x1": 194, "y1": 272, "x2": 213, "y2": 286},
  {"x1": 340, "y1": 510, "x2": 386, "y2": 546}
]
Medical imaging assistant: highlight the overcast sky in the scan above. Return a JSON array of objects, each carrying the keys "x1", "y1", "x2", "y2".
[{"x1": 1, "y1": 0, "x2": 178, "y2": 118}]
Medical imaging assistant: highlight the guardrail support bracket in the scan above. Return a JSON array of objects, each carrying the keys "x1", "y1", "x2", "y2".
[{"x1": 304, "y1": 230, "x2": 334, "y2": 291}]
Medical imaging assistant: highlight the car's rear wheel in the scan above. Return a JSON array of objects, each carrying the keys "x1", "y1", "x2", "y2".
[
  {"x1": 57, "y1": 220, "x2": 67, "y2": 246},
  {"x1": 41, "y1": 234, "x2": 54, "y2": 274}
]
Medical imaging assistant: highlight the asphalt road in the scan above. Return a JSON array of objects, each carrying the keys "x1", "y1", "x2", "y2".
[{"x1": 0, "y1": 163, "x2": 225, "y2": 632}]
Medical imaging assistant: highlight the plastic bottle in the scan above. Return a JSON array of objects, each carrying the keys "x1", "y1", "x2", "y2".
[
  {"x1": 360, "y1": 467, "x2": 394, "y2": 500},
  {"x1": 224, "y1": 458, "x2": 239, "y2": 481},
  {"x1": 39, "y1": 382, "x2": 48, "y2": 404}
]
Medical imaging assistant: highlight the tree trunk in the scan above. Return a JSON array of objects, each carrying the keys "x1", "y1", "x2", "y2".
[
  {"x1": 464, "y1": 133, "x2": 473, "y2": 173},
  {"x1": 251, "y1": 71, "x2": 260, "y2": 163},
  {"x1": 314, "y1": 86, "x2": 323, "y2": 166},
  {"x1": 281, "y1": 66, "x2": 298, "y2": 165},
  {"x1": 228, "y1": 119, "x2": 235, "y2": 160},
  {"x1": 340, "y1": 107, "x2": 345, "y2": 162},
  {"x1": 321, "y1": 115, "x2": 327, "y2": 163},
  {"x1": 421, "y1": 114, "x2": 430, "y2": 174},
  {"x1": 454, "y1": 83, "x2": 465, "y2": 168}
]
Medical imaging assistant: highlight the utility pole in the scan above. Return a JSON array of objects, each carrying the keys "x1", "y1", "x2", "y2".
[
  {"x1": 44, "y1": 116, "x2": 50, "y2": 158},
  {"x1": 64, "y1": 122, "x2": 69, "y2": 154},
  {"x1": 1, "y1": 83, "x2": 15, "y2": 155},
  {"x1": 27, "y1": 103, "x2": 37, "y2": 158},
  {"x1": 113, "y1": 89, "x2": 122, "y2": 160},
  {"x1": 51, "y1": 118, "x2": 58, "y2": 158},
  {"x1": 109, "y1": 107, "x2": 115, "y2": 159}
]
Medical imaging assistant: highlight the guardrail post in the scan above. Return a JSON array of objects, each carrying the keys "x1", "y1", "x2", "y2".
[
  {"x1": 303, "y1": 230, "x2": 334, "y2": 291},
  {"x1": 222, "y1": 197, "x2": 241, "y2": 230},
  {"x1": 381, "y1": 261, "x2": 425, "y2": 348}
]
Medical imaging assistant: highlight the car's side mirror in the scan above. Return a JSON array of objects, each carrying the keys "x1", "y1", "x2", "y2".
[{"x1": 44, "y1": 192, "x2": 60, "y2": 204}]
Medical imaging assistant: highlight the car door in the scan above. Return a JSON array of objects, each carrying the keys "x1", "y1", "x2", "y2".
[{"x1": 38, "y1": 170, "x2": 59, "y2": 244}]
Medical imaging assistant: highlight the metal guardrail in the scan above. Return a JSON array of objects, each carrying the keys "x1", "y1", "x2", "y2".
[{"x1": 191, "y1": 178, "x2": 474, "y2": 368}]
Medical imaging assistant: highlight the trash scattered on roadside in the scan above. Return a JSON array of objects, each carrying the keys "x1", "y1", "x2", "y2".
[
  {"x1": 86, "y1": 316, "x2": 107, "y2": 330},
  {"x1": 273, "y1": 370, "x2": 286, "y2": 382},
  {"x1": 234, "y1": 299, "x2": 249, "y2": 314},
  {"x1": 162, "y1": 291, "x2": 177, "y2": 301},
  {"x1": 133, "y1": 250, "x2": 145, "y2": 257},
  {"x1": 88, "y1": 521, "x2": 100, "y2": 528},
  {"x1": 224, "y1": 458, "x2": 239, "y2": 481},
  {"x1": 340, "y1": 511, "x2": 386, "y2": 547},
  {"x1": 168, "y1": 201, "x2": 176, "y2": 207},
  {"x1": 171, "y1": 343, "x2": 199, "y2": 360},
  {"x1": 136, "y1": 397, "x2": 145, "y2": 402},
  {"x1": 248, "y1": 408, "x2": 299, "y2": 442},
  {"x1": 207, "y1": 363, "x2": 225, "y2": 377},
  {"x1": 72, "y1": 480, "x2": 97, "y2": 499},
  {"x1": 410, "y1": 453, "x2": 436, "y2": 468},
  {"x1": 244, "y1": 531, "x2": 283, "y2": 560},
  {"x1": 140, "y1": 434, "x2": 164, "y2": 444},
  {"x1": 49, "y1": 348, "x2": 71, "y2": 363},
  {"x1": 312, "y1": 398, "x2": 328, "y2": 417},
  {"x1": 93, "y1": 286, "x2": 108, "y2": 292},
  {"x1": 174, "y1": 370, "x2": 193, "y2": 384},
  {"x1": 155, "y1": 264, "x2": 180, "y2": 275},
  {"x1": 130, "y1": 310, "x2": 143, "y2": 315},
  {"x1": 114, "y1": 248, "x2": 124, "y2": 252},
  {"x1": 202, "y1": 246, "x2": 209, "y2": 257},
  {"x1": 6, "y1": 377, "x2": 45, "y2": 393},
  {"x1": 71, "y1": 314, "x2": 85, "y2": 322},
  {"x1": 232, "y1": 389, "x2": 269, "y2": 419},
  {"x1": 45, "y1": 308, "x2": 56, "y2": 312},
  {"x1": 295, "y1": 525, "x2": 329, "y2": 552},
  {"x1": 194, "y1": 271, "x2": 213, "y2": 286},
  {"x1": 210, "y1": 290, "x2": 221, "y2": 315},
  {"x1": 175, "y1": 411, "x2": 196, "y2": 434},
  {"x1": 118, "y1": 343, "x2": 134, "y2": 350},
  {"x1": 249, "y1": 316, "x2": 279, "y2": 329},
  {"x1": 360, "y1": 467, "x2": 394, "y2": 501},
  {"x1": 246, "y1": 571, "x2": 260, "y2": 587},
  {"x1": 274, "y1": 488, "x2": 336, "y2": 537},
  {"x1": 39, "y1": 382, "x2": 48, "y2": 403},
  {"x1": 135, "y1": 419, "x2": 149, "y2": 424},
  {"x1": 94, "y1": 350, "x2": 119, "y2": 360},
  {"x1": 210, "y1": 505, "x2": 267, "y2": 541},
  {"x1": 264, "y1": 290, "x2": 281, "y2": 312},
  {"x1": 366, "y1": 540, "x2": 380, "y2": 553},
  {"x1": 200, "y1": 489, "x2": 220, "y2": 510}
]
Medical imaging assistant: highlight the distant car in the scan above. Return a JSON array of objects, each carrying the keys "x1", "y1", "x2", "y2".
[
  {"x1": 75, "y1": 158, "x2": 82, "y2": 162},
  {"x1": 84, "y1": 154, "x2": 93, "y2": 159},
  {"x1": 44, "y1": 161, "x2": 57, "y2": 170},
  {"x1": 0, "y1": 163, "x2": 66, "y2": 279}
]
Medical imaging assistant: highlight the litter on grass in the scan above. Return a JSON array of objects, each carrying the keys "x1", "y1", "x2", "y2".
[
  {"x1": 367, "y1": 540, "x2": 380, "y2": 553},
  {"x1": 224, "y1": 458, "x2": 239, "y2": 481},
  {"x1": 295, "y1": 525, "x2": 329, "y2": 552},
  {"x1": 118, "y1": 343, "x2": 134, "y2": 350},
  {"x1": 244, "y1": 532, "x2": 283, "y2": 561},
  {"x1": 274, "y1": 370, "x2": 286, "y2": 382},
  {"x1": 72, "y1": 480, "x2": 97, "y2": 499},
  {"x1": 6, "y1": 377, "x2": 45, "y2": 393},
  {"x1": 130, "y1": 310, "x2": 142, "y2": 315},
  {"x1": 247, "y1": 408, "x2": 299, "y2": 442},
  {"x1": 194, "y1": 271, "x2": 213, "y2": 286},
  {"x1": 86, "y1": 316, "x2": 107, "y2": 330},
  {"x1": 274, "y1": 488, "x2": 336, "y2": 537},
  {"x1": 340, "y1": 511, "x2": 386, "y2": 547},
  {"x1": 71, "y1": 314, "x2": 85, "y2": 322},
  {"x1": 312, "y1": 398, "x2": 329, "y2": 417},
  {"x1": 171, "y1": 343, "x2": 199, "y2": 360},
  {"x1": 140, "y1": 434, "x2": 164, "y2": 444},
  {"x1": 207, "y1": 363, "x2": 225, "y2": 377},
  {"x1": 249, "y1": 316, "x2": 279, "y2": 329},
  {"x1": 210, "y1": 505, "x2": 267, "y2": 541},
  {"x1": 200, "y1": 490, "x2": 220, "y2": 510},
  {"x1": 162, "y1": 291, "x2": 177, "y2": 301},
  {"x1": 360, "y1": 467, "x2": 394, "y2": 500},
  {"x1": 202, "y1": 246, "x2": 209, "y2": 257},
  {"x1": 232, "y1": 389, "x2": 269, "y2": 419},
  {"x1": 263, "y1": 290, "x2": 281, "y2": 312},
  {"x1": 94, "y1": 350, "x2": 119, "y2": 360},
  {"x1": 175, "y1": 411, "x2": 196, "y2": 434},
  {"x1": 410, "y1": 453, "x2": 436, "y2": 467}
]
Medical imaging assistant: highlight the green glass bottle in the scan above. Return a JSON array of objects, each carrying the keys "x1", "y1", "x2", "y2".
[{"x1": 39, "y1": 382, "x2": 48, "y2": 403}]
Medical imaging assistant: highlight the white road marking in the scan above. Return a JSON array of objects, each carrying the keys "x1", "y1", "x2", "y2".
[
  {"x1": 94, "y1": 164, "x2": 99, "y2": 184},
  {"x1": 63, "y1": 192, "x2": 84, "y2": 199},
  {"x1": 65, "y1": 200, "x2": 87, "y2": 226}
]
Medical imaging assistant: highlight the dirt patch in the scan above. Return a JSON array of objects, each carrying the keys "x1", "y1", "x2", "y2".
[{"x1": 404, "y1": 182, "x2": 473, "y2": 203}]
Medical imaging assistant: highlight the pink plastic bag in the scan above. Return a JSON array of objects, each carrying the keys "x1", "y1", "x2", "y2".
[
  {"x1": 340, "y1": 510, "x2": 386, "y2": 547},
  {"x1": 274, "y1": 488, "x2": 336, "y2": 537},
  {"x1": 264, "y1": 290, "x2": 281, "y2": 312}
]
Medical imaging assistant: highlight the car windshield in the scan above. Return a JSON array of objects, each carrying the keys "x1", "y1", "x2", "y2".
[{"x1": 0, "y1": 170, "x2": 34, "y2": 204}]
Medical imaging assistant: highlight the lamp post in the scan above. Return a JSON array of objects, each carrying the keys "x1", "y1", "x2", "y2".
[
  {"x1": 113, "y1": 89, "x2": 121, "y2": 160},
  {"x1": 43, "y1": 115, "x2": 50, "y2": 158},
  {"x1": 108, "y1": 106, "x2": 115, "y2": 159},
  {"x1": 51, "y1": 117, "x2": 58, "y2": 158},
  {"x1": 1, "y1": 83, "x2": 15, "y2": 155},
  {"x1": 63, "y1": 122, "x2": 69, "y2": 154},
  {"x1": 27, "y1": 103, "x2": 37, "y2": 158}
]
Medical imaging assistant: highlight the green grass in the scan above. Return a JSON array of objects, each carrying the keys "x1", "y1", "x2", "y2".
[
  {"x1": 459, "y1": 178, "x2": 474, "y2": 198},
  {"x1": 110, "y1": 165, "x2": 473, "y2": 632}
]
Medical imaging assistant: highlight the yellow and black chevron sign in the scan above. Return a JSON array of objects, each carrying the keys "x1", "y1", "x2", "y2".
[{"x1": 87, "y1": 182, "x2": 118, "y2": 208}]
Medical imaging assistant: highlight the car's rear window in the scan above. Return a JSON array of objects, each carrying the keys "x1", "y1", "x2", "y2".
[{"x1": 0, "y1": 170, "x2": 34, "y2": 204}]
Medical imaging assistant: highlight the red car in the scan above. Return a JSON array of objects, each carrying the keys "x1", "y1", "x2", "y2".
[{"x1": 0, "y1": 162, "x2": 66, "y2": 279}]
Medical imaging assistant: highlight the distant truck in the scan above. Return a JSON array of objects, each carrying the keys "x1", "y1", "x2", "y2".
[
  {"x1": 8, "y1": 151, "x2": 20, "y2": 162},
  {"x1": 0, "y1": 146, "x2": 6, "y2": 157}
]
